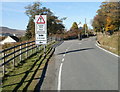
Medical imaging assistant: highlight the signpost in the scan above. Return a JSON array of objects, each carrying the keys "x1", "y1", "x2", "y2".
[{"x1": 35, "y1": 15, "x2": 47, "y2": 55}]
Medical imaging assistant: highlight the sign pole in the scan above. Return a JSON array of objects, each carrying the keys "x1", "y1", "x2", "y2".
[{"x1": 44, "y1": 45, "x2": 46, "y2": 56}]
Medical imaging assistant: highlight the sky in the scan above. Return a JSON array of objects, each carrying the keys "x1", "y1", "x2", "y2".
[{"x1": 0, "y1": 2, "x2": 101, "y2": 30}]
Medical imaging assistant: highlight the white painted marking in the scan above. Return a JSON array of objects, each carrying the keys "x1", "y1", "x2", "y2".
[
  {"x1": 95, "y1": 41, "x2": 119, "y2": 58},
  {"x1": 78, "y1": 43, "x2": 81, "y2": 44},
  {"x1": 58, "y1": 63, "x2": 63, "y2": 91},
  {"x1": 62, "y1": 58, "x2": 64, "y2": 62},
  {"x1": 63, "y1": 54, "x2": 65, "y2": 57},
  {"x1": 57, "y1": 43, "x2": 72, "y2": 91}
]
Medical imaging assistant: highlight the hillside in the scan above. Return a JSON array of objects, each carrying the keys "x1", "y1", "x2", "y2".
[{"x1": 0, "y1": 27, "x2": 25, "y2": 37}]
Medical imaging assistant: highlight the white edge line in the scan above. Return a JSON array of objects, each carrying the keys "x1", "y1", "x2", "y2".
[
  {"x1": 58, "y1": 63, "x2": 63, "y2": 91},
  {"x1": 96, "y1": 41, "x2": 120, "y2": 58},
  {"x1": 62, "y1": 58, "x2": 64, "y2": 62}
]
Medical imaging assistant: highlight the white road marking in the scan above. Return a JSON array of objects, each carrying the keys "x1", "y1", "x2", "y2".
[
  {"x1": 63, "y1": 54, "x2": 65, "y2": 57},
  {"x1": 62, "y1": 58, "x2": 64, "y2": 62},
  {"x1": 95, "y1": 41, "x2": 119, "y2": 58},
  {"x1": 78, "y1": 43, "x2": 81, "y2": 44},
  {"x1": 57, "y1": 43, "x2": 72, "y2": 91},
  {"x1": 58, "y1": 63, "x2": 63, "y2": 91}
]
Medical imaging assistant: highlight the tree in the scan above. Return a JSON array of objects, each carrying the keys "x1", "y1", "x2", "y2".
[
  {"x1": 25, "y1": 19, "x2": 35, "y2": 39},
  {"x1": 92, "y1": 1, "x2": 120, "y2": 33},
  {"x1": 71, "y1": 22, "x2": 78, "y2": 31},
  {"x1": 82, "y1": 24, "x2": 88, "y2": 34},
  {"x1": 25, "y1": 2, "x2": 65, "y2": 39}
]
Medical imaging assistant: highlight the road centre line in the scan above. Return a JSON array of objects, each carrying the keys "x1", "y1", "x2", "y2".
[
  {"x1": 63, "y1": 54, "x2": 65, "y2": 57},
  {"x1": 62, "y1": 58, "x2": 64, "y2": 62},
  {"x1": 57, "y1": 43, "x2": 73, "y2": 91},
  {"x1": 58, "y1": 63, "x2": 63, "y2": 91}
]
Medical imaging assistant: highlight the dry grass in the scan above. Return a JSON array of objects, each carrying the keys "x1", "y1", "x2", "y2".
[{"x1": 97, "y1": 31, "x2": 120, "y2": 55}]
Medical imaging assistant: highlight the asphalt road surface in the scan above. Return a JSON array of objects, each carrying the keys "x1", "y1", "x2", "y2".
[{"x1": 41, "y1": 37, "x2": 118, "y2": 90}]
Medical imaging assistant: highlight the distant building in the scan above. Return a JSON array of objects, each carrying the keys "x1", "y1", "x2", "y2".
[{"x1": 0, "y1": 36, "x2": 19, "y2": 44}]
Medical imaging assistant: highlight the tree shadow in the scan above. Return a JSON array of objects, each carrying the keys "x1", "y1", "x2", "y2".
[
  {"x1": 52, "y1": 41, "x2": 64, "y2": 48},
  {"x1": 57, "y1": 48, "x2": 94, "y2": 55}
]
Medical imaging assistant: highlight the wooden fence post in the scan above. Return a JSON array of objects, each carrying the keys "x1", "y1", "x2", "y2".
[
  {"x1": 20, "y1": 45, "x2": 22, "y2": 61},
  {"x1": 36, "y1": 45, "x2": 37, "y2": 53},
  {"x1": 32, "y1": 43, "x2": 33, "y2": 54},
  {"x1": 30, "y1": 42, "x2": 33, "y2": 55},
  {"x1": 2, "y1": 52, "x2": 5, "y2": 76},
  {"x1": 13, "y1": 47, "x2": 15, "y2": 68},
  {"x1": 26, "y1": 43, "x2": 28, "y2": 59}
]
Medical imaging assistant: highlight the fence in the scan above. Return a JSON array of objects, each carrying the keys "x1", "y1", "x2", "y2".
[{"x1": 0, "y1": 37, "x2": 55, "y2": 76}]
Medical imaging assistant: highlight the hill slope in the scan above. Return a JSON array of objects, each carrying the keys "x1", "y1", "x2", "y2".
[{"x1": 0, "y1": 27, "x2": 25, "y2": 37}]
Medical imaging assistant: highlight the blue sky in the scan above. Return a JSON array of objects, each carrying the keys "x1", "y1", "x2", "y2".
[{"x1": 0, "y1": 2, "x2": 101, "y2": 30}]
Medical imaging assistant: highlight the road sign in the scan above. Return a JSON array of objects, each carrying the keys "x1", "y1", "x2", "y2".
[
  {"x1": 36, "y1": 34, "x2": 47, "y2": 40},
  {"x1": 35, "y1": 40, "x2": 47, "y2": 44},
  {"x1": 36, "y1": 15, "x2": 45, "y2": 24},
  {"x1": 35, "y1": 15, "x2": 47, "y2": 45}
]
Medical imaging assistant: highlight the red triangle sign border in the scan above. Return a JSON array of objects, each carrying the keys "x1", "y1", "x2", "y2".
[{"x1": 36, "y1": 15, "x2": 45, "y2": 24}]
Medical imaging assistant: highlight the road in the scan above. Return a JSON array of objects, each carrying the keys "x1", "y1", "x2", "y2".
[{"x1": 41, "y1": 37, "x2": 118, "y2": 90}]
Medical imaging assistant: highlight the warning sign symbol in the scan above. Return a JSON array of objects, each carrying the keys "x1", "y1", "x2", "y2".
[{"x1": 36, "y1": 15, "x2": 45, "y2": 24}]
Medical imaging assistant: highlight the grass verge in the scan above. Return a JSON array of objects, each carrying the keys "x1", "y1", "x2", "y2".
[{"x1": 2, "y1": 41, "x2": 57, "y2": 91}]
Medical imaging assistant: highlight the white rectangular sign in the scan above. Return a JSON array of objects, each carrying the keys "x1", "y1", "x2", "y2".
[
  {"x1": 35, "y1": 15, "x2": 47, "y2": 45},
  {"x1": 36, "y1": 40, "x2": 47, "y2": 44},
  {"x1": 36, "y1": 34, "x2": 47, "y2": 40}
]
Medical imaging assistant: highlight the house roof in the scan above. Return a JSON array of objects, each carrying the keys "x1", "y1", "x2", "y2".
[{"x1": 9, "y1": 36, "x2": 19, "y2": 42}]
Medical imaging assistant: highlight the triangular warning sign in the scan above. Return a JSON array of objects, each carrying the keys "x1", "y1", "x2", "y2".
[{"x1": 36, "y1": 15, "x2": 45, "y2": 24}]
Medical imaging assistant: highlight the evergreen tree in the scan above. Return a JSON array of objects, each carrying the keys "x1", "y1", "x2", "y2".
[{"x1": 25, "y1": 2, "x2": 65, "y2": 39}]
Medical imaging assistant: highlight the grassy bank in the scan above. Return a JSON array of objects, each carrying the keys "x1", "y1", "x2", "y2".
[
  {"x1": 97, "y1": 32, "x2": 120, "y2": 56},
  {"x1": 2, "y1": 41, "x2": 57, "y2": 91}
]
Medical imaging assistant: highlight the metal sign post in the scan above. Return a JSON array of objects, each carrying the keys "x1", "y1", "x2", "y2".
[
  {"x1": 44, "y1": 45, "x2": 46, "y2": 56},
  {"x1": 35, "y1": 15, "x2": 47, "y2": 55}
]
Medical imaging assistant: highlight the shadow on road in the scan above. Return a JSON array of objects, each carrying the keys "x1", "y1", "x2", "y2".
[{"x1": 57, "y1": 48, "x2": 94, "y2": 55}]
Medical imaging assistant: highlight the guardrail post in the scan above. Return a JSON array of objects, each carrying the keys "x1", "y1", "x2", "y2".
[
  {"x1": 13, "y1": 47, "x2": 15, "y2": 68},
  {"x1": 26, "y1": 42, "x2": 28, "y2": 59},
  {"x1": 20, "y1": 45, "x2": 22, "y2": 61},
  {"x1": 2, "y1": 52, "x2": 5, "y2": 76}
]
